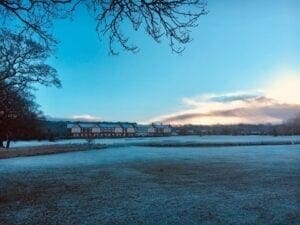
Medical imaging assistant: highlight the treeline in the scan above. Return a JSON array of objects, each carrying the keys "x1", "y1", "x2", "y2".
[
  {"x1": 27, "y1": 121, "x2": 69, "y2": 141},
  {"x1": 14, "y1": 114, "x2": 300, "y2": 143},
  {"x1": 174, "y1": 115, "x2": 300, "y2": 136}
]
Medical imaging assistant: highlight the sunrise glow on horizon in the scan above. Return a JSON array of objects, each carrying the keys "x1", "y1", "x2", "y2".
[{"x1": 146, "y1": 71, "x2": 300, "y2": 125}]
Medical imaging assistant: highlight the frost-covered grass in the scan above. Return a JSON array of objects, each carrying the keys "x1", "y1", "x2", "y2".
[
  {"x1": 7, "y1": 135, "x2": 300, "y2": 148},
  {"x1": 0, "y1": 145, "x2": 299, "y2": 225}
]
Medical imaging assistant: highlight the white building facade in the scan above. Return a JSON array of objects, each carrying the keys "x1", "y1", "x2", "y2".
[{"x1": 67, "y1": 122, "x2": 172, "y2": 138}]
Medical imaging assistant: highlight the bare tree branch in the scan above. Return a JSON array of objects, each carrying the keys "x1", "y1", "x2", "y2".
[
  {"x1": 0, "y1": 0, "x2": 207, "y2": 54},
  {"x1": 0, "y1": 29, "x2": 61, "y2": 97}
]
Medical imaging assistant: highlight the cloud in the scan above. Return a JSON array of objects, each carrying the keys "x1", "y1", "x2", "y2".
[
  {"x1": 150, "y1": 72, "x2": 300, "y2": 125},
  {"x1": 209, "y1": 94, "x2": 260, "y2": 103},
  {"x1": 71, "y1": 114, "x2": 101, "y2": 121},
  {"x1": 46, "y1": 114, "x2": 101, "y2": 122}
]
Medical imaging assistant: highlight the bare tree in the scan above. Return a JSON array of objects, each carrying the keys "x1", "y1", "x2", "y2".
[
  {"x1": 0, "y1": 84, "x2": 43, "y2": 148},
  {"x1": 0, "y1": 29, "x2": 60, "y2": 141},
  {"x1": 0, "y1": 29, "x2": 61, "y2": 91},
  {"x1": 0, "y1": 0, "x2": 207, "y2": 54},
  {"x1": 90, "y1": 0, "x2": 207, "y2": 54},
  {"x1": 0, "y1": 0, "x2": 74, "y2": 50}
]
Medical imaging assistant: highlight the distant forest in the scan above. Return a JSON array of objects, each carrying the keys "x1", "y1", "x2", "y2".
[{"x1": 175, "y1": 114, "x2": 300, "y2": 136}]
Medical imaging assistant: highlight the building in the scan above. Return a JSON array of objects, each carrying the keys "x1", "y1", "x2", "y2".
[
  {"x1": 136, "y1": 124, "x2": 156, "y2": 137},
  {"x1": 81, "y1": 123, "x2": 98, "y2": 137},
  {"x1": 67, "y1": 123, "x2": 81, "y2": 137},
  {"x1": 99, "y1": 123, "x2": 123, "y2": 137},
  {"x1": 153, "y1": 124, "x2": 172, "y2": 136},
  {"x1": 67, "y1": 122, "x2": 172, "y2": 138},
  {"x1": 121, "y1": 123, "x2": 136, "y2": 137},
  {"x1": 67, "y1": 123, "x2": 100, "y2": 138}
]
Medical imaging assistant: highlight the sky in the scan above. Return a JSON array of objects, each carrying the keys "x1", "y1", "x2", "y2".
[{"x1": 36, "y1": 0, "x2": 300, "y2": 124}]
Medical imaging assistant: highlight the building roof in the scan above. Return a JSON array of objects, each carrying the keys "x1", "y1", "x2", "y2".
[
  {"x1": 120, "y1": 123, "x2": 135, "y2": 128},
  {"x1": 67, "y1": 123, "x2": 99, "y2": 128},
  {"x1": 67, "y1": 122, "x2": 170, "y2": 130},
  {"x1": 78, "y1": 123, "x2": 98, "y2": 128},
  {"x1": 153, "y1": 124, "x2": 171, "y2": 129},
  {"x1": 137, "y1": 124, "x2": 154, "y2": 128},
  {"x1": 67, "y1": 123, "x2": 80, "y2": 129},
  {"x1": 99, "y1": 123, "x2": 121, "y2": 128}
]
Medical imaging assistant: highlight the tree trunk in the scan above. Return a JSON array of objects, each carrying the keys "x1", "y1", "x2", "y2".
[
  {"x1": 5, "y1": 133, "x2": 11, "y2": 149},
  {"x1": 5, "y1": 139, "x2": 10, "y2": 149},
  {"x1": 0, "y1": 139, "x2": 4, "y2": 148}
]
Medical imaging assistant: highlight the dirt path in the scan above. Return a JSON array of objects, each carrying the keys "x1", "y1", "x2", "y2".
[{"x1": 0, "y1": 144, "x2": 106, "y2": 159}]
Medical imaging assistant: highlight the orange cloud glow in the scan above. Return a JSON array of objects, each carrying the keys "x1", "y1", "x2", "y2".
[{"x1": 150, "y1": 72, "x2": 300, "y2": 125}]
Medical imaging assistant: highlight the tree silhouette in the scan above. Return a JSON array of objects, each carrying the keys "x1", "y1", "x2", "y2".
[
  {"x1": 0, "y1": 0, "x2": 207, "y2": 54},
  {"x1": 0, "y1": 29, "x2": 60, "y2": 147},
  {"x1": 0, "y1": 29, "x2": 60, "y2": 102},
  {"x1": 0, "y1": 83, "x2": 43, "y2": 148}
]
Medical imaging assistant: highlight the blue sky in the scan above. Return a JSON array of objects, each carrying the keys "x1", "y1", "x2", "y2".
[{"x1": 36, "y1": 0, "x2": 300, "y2": 124}]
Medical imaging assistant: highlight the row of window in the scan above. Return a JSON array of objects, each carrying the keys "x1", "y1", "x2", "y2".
[
  {"x1": 72, "y1": 133, "x2": 136, "y2": 137},
  {"x1": 71, "y1": 129, "x2": 136, "y2": 133}
]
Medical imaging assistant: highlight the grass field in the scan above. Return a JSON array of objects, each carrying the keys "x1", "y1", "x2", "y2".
[{"x1": 0, "y1": 145, "x2": 299, "y2": 225}]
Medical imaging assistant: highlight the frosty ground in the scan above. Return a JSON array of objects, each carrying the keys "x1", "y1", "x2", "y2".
[
  {"x1": 0, "y1": 143, "x2": 299, "y2": 225},
  {"x1": 6, "y1": 135, "x2": 300, "y2": 148}
]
